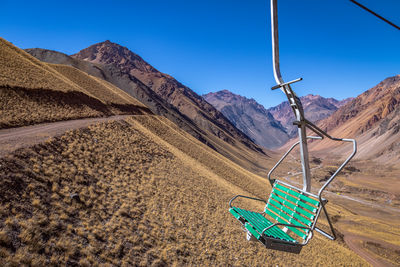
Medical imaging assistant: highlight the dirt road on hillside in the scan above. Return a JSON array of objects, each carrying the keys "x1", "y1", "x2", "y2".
[
  {"x1": 0, "y1": 115, "x2": 130, "y2": 157},
  {"x1": 344, "y1": 234, "x2": 397, "y2": 267}
]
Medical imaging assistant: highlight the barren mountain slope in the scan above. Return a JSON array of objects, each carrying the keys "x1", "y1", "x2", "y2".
[
  {"x1": 203, "y1": 90, "x2": 289, "y2": 149},
  {"x1": 0, "y1": 115, "x2": 367, "y2": 266},
  {"x1": 71, "y1": 41, "x2": 260, "y2": 152},
  {"x1": 26, "y1": 48, "x2": 269, "y2": 174},
  {"x1": 268, "y1": 94, "x2": 352, "y2": 137},
  {"x1": 314, "y1": 75, "x2": 400, "y2": 163},
  {"x1": 0, "y1": 38, "x2": 150, "y2": 129}
]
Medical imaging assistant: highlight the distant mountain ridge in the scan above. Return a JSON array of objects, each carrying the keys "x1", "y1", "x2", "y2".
[
  {"x1": 71, "y1": 41, "x2": 262, "y2": 153},
  {"x1": 203, "y1": 89, "x2": 352, "y2": 148},
  {"x1": 268, "y1": 94, "x2": 353, "y2": 137},
  {"x1": 203, "y1": 90, "x2": 289, "y2": 149}
]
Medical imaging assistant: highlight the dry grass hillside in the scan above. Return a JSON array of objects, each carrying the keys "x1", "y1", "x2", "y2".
[
  {"x1": 0, "y1": 38, "x2": 150, "y2": 129},
  {"x1": 0, "y1": 115, "x2": 368, "y2": 266}
]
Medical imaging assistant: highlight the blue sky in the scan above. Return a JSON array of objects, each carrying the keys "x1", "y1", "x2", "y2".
[{"x1": 1, "y1": 0, "x2": 399, "y2": 108}]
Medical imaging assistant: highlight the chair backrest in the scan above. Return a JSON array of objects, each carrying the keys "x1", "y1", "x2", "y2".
[{"x1": 264, "y1": 181, "x2": 322, "y2": 241}]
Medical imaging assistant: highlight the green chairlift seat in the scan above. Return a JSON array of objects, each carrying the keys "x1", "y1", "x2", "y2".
[
  {"x1": 228, "y1": 0, "x2": 357, "y2": 253},
  {"x1": 229, "y1": 181, "x2": 326, "y2": 254},
  {"x1": 228, "y1": 132, "x2": 356, "y2": 254}
]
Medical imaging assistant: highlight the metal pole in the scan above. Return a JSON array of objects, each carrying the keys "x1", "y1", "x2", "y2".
[{"x1": 270, "y1": 0, "x2": 311, "y2": 192}]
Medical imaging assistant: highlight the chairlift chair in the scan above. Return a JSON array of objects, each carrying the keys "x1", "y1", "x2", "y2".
[{"x1": 228, "y1": 0, "x2": 357, "y2": 254}]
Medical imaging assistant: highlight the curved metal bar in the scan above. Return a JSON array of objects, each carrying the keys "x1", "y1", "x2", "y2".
[
  {"x1": 271, "y1": 0, "x2": 283, "y2": 86},
  {"x1": 318, "y1": 138, "x2": 357, "y2": 198},
  {"x1": 311, "y1": 201, "x2": 337, "y2": 240},
  {"x1": 229, "y1": 195, "x2": 267, "y2": 208},
  {"x1": 267, "y1": 136, "x2": 322, "y2": 186}
]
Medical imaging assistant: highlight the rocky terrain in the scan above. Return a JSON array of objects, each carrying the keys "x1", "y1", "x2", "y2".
[{"x1": 203, "y1": 90, "x2": 289, "y2": 149}]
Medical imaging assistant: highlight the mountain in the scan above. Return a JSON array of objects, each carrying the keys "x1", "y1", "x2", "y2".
[
  {"x1": 26, "y1": 47, "x2": 266, "y2": 173},
  {"x1": 0, "y1": 38, "x2": 151, "y2": 129},
  {"x1": 71, "y1": 41, "x2": 261, "y2": 153},
  {"x1": 268, "y1": 94, "x2": 353, "y2": 137},
  {"x1": 315, "y1": 75, "x2": 400, "y2": 163},
  {"x1": 203, "y1": 90, "x2": 289, "y2": 149}
]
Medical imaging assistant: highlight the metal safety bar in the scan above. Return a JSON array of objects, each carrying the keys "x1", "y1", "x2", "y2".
[{"x1": 229, "y1": 195, "x2": 267, "y2": 208}]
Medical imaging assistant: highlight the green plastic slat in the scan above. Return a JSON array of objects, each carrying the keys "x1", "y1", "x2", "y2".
[
  {"x1": 231, "y1": 207, "x2": 296, "y2": 242},
  {"x1": 269, "y1": 198, "x2": 312, "y2": 227},
  {"x1": 239, "y1": 208, "x2": 294, "y2": 242},
  {"x1": 266, "y1": 203, "x2": 307, "y2": 232},
  {"x1": 245, "y1": 223, "x2": 261, "y2": 239},
  {"x1": 245, "y1": 210, "x2": 296, "y2": 242},
  {"x1": 264, "y1": 208, "x2": 306, "y2": 240},
  {"x1": 229, "y1": 208, "x2": 241, "y2": 220},
  {"x1": 266, "y1": 204, "x2": 308, "y2": 239},
  {"x1": 275, "y1": 183, "x2": 320, "y2": 207},
  {"x1": 271, "y1": 193, "x2": 315, "y2": 220},
  {"x1": 232, "y1": 208, "x2": 274, "y2": 236},
  {"x1": 272, "y1": 187, "x2": 317, "y2": 213}
]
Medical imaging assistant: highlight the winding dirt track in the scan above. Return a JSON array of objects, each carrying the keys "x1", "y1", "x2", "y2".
[
  {"x1": 0, "y1": 115, "x2": 130, "y2": 157},
  {"x1": 344, "y1": 235, "x2": 397, "y2": 267}
]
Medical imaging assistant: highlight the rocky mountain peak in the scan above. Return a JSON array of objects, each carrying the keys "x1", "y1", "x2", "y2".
[{"x1": 72, "y1": 40, "x2": 157, "y2": 74}]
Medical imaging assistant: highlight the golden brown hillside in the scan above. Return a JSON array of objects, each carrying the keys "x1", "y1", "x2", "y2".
[
  {"x1": 0, "y1": 115, "x2": 368, "y2": 266},
  {"x1": 0, "y1": 38, "x2": 150, "y2": 129}
]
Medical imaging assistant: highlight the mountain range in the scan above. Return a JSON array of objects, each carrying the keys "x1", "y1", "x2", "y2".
[
  {"x1": 204, "y1": 90, "x2": 352, "y2": 149},
  {"x1": 268, "y1": 94, "x2": 353, "y2": 137},
  {"x1": 203, "y1": 90, "x2": 289, "y2": 149},
  {"x1": 25, "y1": 42, "x2": 266, "y2": 173},
  {"x1": 70, "y1": 41, "x2": 260, "y2": 152},
  {"x1": 24, "y1": 40, "x2": 400, "y2": 164}
]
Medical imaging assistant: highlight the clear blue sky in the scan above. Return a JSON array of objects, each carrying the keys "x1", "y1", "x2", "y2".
[{"x1": 1, "y1": 0, "x2": 399, "y2": 108}]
